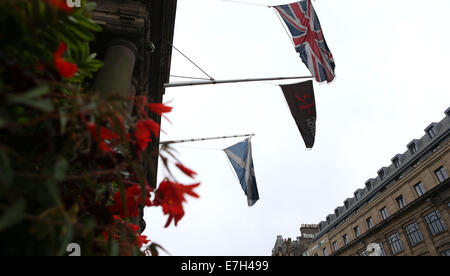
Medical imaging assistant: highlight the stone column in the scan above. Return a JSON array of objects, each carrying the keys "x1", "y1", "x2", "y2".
[{"x1": 93, "y1": 39, "x2": 138, "y2": 102}]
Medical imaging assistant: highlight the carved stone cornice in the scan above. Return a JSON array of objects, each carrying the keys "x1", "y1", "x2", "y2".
[{"x1": 91, "y1": 0, "x2": 148, "y2": 38}]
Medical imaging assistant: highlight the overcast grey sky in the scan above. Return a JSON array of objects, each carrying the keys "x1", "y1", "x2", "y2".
[{"x1": 142, "y1": 0, "x2": 450, "y2": 256}]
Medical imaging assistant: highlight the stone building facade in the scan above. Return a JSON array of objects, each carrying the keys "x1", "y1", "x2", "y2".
[
  {"x1": 272, "y1": 225, "x2": 318, "y2": 256},
  {"x1": 275, "y1": 107, "x2": 450, "y2": 256},
  {"x1": 304, "y1": 108, "x2": 450, "y2": 256}
]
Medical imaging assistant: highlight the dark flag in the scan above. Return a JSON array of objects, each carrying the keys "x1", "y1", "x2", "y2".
[{"x1": 280, "y1": 80, "x2": 316, "y2": 148}]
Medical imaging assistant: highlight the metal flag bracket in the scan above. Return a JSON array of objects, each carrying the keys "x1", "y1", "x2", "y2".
[{"x1": 160, "y1": 133, "x2": 255, "y2": 145}]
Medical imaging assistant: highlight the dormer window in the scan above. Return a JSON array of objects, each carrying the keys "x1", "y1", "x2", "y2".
[
  {"x1": 392, "y1": 157, "x2": 400, "y2": 168},
  {"x1": 354, "y1": 192, "x2": 361, "y2": 201},
  {"x1": 426, "y1": 126, "x2": 436, "y2": 139},
  {"x1": 344, "y1": 200, "x2": 349, "y2": 209},
  {"x1": 365, "y1": 181, "x2": 372, "y2": 191},
  {"x1": 335, "y1": 209, "x2": 339, "y2": 217},
  {"x1": 378, "y1": 169, "x2": 385, "y2": 181},
  {"x1": 408, "y1": 143, "x2": 417, "y2": 154},
  {"x1": 326, "y1": 216, "x2": 331, "y2": 224}
]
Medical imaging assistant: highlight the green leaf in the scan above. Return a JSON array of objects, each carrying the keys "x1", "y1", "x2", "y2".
[
  {"x1": 83, "y1": 71, "x2": 93, "y2": 79},
  {"x1": 86, "y1": 59, "x2": 104, "y2": 68},
  {"x1": 68, "y1": 74, "x2": 83, "y2": 84},
  {"x1": 23, "y1": 85, "x2": 50, "y2": 99},
  {"x1": 54, "y1": 158, "x2": 69, "y2": 181},
  {"x1": 56, "y1": 27, "x2": 81, "y2": 49},
  {"x1": 7, "y1": 86, "x2": 52, "y2": 112},
  {"x1": 46, "y1": 180, "x2": 61, "y2": 205},
  {"x1": 76, "y1": 16, "x2": 102, "y2": 32},
  {"x1": 87, "y1": 53, "x2": 97, "y2": 60},
  {"x1": 80, "y1": 42, "x2": 89, "y2": 61},
  {"x1": 8, "y1": 96, "x2": 54, "y2": 113},
  {"x1": 67, "y1": 21, "x2": 95, "y2": 42},
  {"x1": 0, "y1": 199, "x2": 26, "y2": 233},
  {"x1": 59, "y1": 109, "x2": 68, "y2": 135}
]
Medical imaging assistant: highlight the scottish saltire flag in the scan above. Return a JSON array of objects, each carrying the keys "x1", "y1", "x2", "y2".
[
  {"x1": 224, "y1": 138, "x2": 259, "y2": 206},
  {"x1": 274, "y1": 0, "x2": 335, "y2": 83}
]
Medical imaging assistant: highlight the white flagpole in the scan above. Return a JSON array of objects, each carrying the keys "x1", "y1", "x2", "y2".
[
  {"x1": 164, "y1": 76, "x2": 313, "y2": 88},
  {"x1": 160, "y1": 133, "x2": 255, "y2": 145}
]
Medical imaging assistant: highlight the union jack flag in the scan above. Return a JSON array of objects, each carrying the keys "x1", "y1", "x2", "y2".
[{"x1": 275, "y1": 0, "x2": 335, "y2": 83}]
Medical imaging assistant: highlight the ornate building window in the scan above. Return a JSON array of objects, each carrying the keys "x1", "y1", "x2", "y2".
[
  {"x1": 388, "y1": 233, "x2": 404, "y2": 255},
  {"x1": 378, "y1": 169, "x2": 385, "y2": 181},
  {"x1": 343, "y1": 234, "x2": 348, "y2": 245},
  {"x1": 354, "y1": 226, "x2": 361, "y2": 238},
  {"x1": 396, "y1": 195, "x2": 406, "y2": 209},
  {"x1": 435, "y1": 166, "x2": 449, "y2": 183},
  {"x1": 408, "y1": 143, "x2": 417, "y2": 154},
  {"x1": 414, "y1": 182, "x2": 426, "y2": 197},
  {"x1": 426, "y1": 126, "x2": 437, "y2": 139},
  {"x1": 378, "y1": 241, "x2": 387, "y2": 256},
  {"x1": 332, "y1": 241, "x2": 338, "y2": 252},
  {"x1": 441, "y1": 249, "x2": 450, "y2": 256},
  {"x1": 392, "y1": 157, "x2": 400, "y2": 168},
  {"x1": 425, "y1": 210, "x2": 447, "y2": 236},
  {"x1": 380, "y1": 207, "x2": 389, "y2": 220},
  {"x1": 366, "y1": 217, "x2": 374, "y2": 230},
  {"x1": 405, "y1": 222, "x2": 423, "y2": 246}
]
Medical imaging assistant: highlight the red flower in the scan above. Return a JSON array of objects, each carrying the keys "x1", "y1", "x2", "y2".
[
  {"x1": 143, "y1": 119, "x2": 160, "y2": 138},
  {"x1": 53, "y1": 42, "x2": 78, "y2": 78},
  {"x1": 46, "y1": 0, "x2": 75, "y2": 13},
  {"x1": 153, "y1": 178, "x2": 200, "y2": 227},
  {"x1": 108, "y1": 184, "x2": 150, "y2": 218},
  {"x1": 134, "y1": 96, "x2": 148, "y2": 118},
  {"x1": 102, "y1": 231, "x2": 108, "y2": 241},
  {"x1": 129, "y1": 224, "x2": 140, "y2": 234},
  {"x1": 134, "y1": 96, "x2": 173, "y2": 119},
  {"x1": 136, "y1": 235, "x2": 150, "y2": 248},
  {"x1": 102, "y1": 229, "x2": 119, "y2": 241},
  {"x1": 105, "y1": 114, "x2": 128, "y2": 141},
  {"x1": 87, "y1": 122, "x2": 120, "y2": 153},
  {"x1": 134, "y1": 119, "x2": 160, "y2": 155},
  {"x1": 176, "y1": 163, "x2": 197, "y2": 179},
  {"x1": 87, "y1": 123, "x2": 120, "y2": 140},
  {"x1": 147, "y1": 103, "x2": 173, "y2": 116}
]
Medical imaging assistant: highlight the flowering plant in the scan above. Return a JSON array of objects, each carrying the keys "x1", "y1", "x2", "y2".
[{"x1": 0, "y1": 0, "x2": 199, "y2": 256}]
